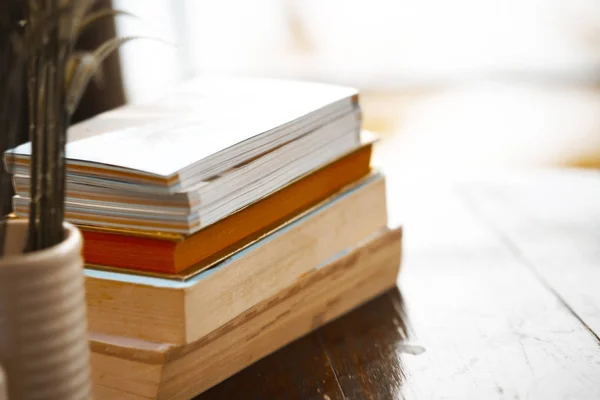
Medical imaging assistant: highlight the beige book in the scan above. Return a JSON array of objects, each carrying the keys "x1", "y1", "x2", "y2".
[
  {"x1": 90, "y1": 226, "x2": 402, "y2": 400},
  {"x1": 85, "y1": 173, "x2": 388, "y2": 344}
]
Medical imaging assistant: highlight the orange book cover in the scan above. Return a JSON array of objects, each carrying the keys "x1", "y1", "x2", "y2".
[{"x1": 81, "y1": 143, "x2": 373, "y2": 274}]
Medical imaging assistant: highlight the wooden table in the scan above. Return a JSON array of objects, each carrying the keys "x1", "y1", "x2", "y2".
[{"x1": 195, "y1": 168, "x2": 600, "y2": 399}]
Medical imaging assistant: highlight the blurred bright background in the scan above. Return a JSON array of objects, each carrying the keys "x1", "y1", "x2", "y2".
[{"x1": 111, "y1": 0, "x2": 600, "y2": 184}]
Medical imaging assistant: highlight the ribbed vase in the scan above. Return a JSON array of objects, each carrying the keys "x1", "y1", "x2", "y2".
[{"x1": 0, "y1": 220, "x2": 92, "y2": 400}]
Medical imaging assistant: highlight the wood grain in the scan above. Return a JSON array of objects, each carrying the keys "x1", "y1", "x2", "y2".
[
  {"x1": 195, "y1": 333, "x2": 346, "y2": 400},
  {"x1": 196, "y1": 288, "x2": 409, "y2": 400},
  {"x1": 89, "y1": 227, "x2": 402, "y2": 399},
  {"x1": 317, "y1": 289, "x2": 411, "y2": 400},
  {"x1": 457, "y1": 169, "x2": 600, "y2": 339},
  {"x1": 390, "y1": 175, "x2": 600, "y2": 400}
]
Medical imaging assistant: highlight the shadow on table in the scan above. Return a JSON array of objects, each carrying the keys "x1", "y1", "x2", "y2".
[{"x1": 197, "y1": 287, "x2": 417, "y2": 400}]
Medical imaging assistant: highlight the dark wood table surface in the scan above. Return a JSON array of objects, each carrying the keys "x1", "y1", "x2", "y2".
[{"x1": 196, "y1": 168, "x2": 600, "y2": 400}]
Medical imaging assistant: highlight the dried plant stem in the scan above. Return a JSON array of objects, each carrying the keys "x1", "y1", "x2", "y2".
[
  {"x1": 0, "y1": 87, "x2": 15, "y2": 254},
  {"x1": 56, "y1": 10, "x2": 71, "y2": 238},
  {"x1": 55, "y1": 96, "x2": 69, "y2": 242},
  {"x1": 41, "y1": 6, "x2": 58, "y2": 248},
  {"x1": 26, "y1": 0, "x2": 70, "y2": 250},
  {"x1": 41, "y1": 59, "x2": 55, "y2": 248},
  {"x1": 32, "y1": 52, "x2": 48, "y2": 250},
  {"x1": 26, "y1": 55, "x2": 40, "y2": 251},
  {"x1": 0, "y1": 66, "x2": 25, "y2": 255},
  {"x1": 0, "y1": 0, "x2": 26, "y2": 255},
  {"x1": 0, "y1": 67, "x2": 13, "y2": 254},
  {"x1": 3, "y1": 0, "x2": 142, "y2": 253}
]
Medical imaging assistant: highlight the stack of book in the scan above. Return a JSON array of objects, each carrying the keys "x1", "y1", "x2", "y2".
[{"x1": 5, "y1": 75, "x2": 402, "y2": 400}]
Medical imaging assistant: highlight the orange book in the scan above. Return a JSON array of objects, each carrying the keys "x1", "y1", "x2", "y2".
[{"x1": 81, "y1": 143, "x2": 373, "y2": 274}]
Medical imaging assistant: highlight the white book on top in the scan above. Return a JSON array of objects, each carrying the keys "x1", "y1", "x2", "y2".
[
  {"x1": 6, "y1": 75, "x2": 358, "y2": 192},
  {"x1": 5, "y1": 75, "x2": 363, "y2": 234}
]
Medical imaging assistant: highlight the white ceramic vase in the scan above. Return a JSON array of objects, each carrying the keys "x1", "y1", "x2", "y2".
[{"x1": 0, "y1": 220, "x2": 92, "y2": 400}]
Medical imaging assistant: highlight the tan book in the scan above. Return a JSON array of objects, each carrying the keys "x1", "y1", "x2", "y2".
[
  {"x1": 90, "y1": 226, "x2": 402, "y2": 400},
  {"x1": 85, "y1": 173, "x2": 389, "y2": 344}
]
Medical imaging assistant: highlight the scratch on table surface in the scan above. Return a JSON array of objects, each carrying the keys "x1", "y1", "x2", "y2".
[
  {"x1": 316, "y1": 333, "x2": 346, "y2": 399},
  {"x1": 518, "y1": 338, "x2": 535, "y2": 377},
  {"x1": 456, "y1": 186, "x2": 600, "y2": 345}
]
